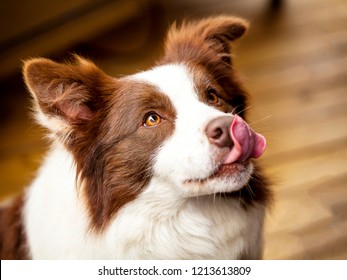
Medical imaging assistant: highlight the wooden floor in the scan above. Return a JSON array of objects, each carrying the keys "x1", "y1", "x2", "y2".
[{"x1": 1, "y1": 0, "x2": 346, "y2": 259}]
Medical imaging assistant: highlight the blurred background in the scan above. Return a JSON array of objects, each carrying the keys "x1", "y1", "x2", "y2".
[{"x1": 0, "y1": 0, "x2": 346, "y2": 259}]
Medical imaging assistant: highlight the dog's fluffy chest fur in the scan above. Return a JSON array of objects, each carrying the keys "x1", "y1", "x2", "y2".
[{"x1": 0, "y1": 16, "x2": 271, "y2": 259}]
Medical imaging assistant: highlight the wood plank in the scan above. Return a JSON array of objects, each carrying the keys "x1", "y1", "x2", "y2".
[
  {"x1": 239, "y1": 27, "x2": 347, "y2": 74},
  {"x1": 0, "y1": 0, "x2": 148, "y2": 78},
  {"x1": 252, "y1": 81, "x2": 347, "y2": 110},
  {"x1": 249, "y1": 86, "x2": 347, "y2": 132},
  {"x1": 309, "y1": 173, "x2": 347, "y2": 200},
  {"x1": 290, "y1": 220, "x2": 347, "y2": 260},
  {"x1": 263, "y1": 232, "x2": 305, "y2": 260},
  {"x1": 243, "y1": 55, "x2": 347, "y2": 96},
  {"x1": 263, "y1": 115, "x2": 347, "y2": 156},
  {"x1": 263, "y1": 145, "x2": 347, "y2": 191},
  {"x1": 265, "y1": 194, "x2": 332, "y2": 235}
]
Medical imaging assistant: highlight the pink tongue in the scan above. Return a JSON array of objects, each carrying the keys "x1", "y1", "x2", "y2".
[{"x1": 223, "y1": 115, "x2": 266, "y2": 164}]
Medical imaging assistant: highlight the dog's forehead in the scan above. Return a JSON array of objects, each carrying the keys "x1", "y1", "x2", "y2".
[{"x1": 131, "y1": 64, "x2": 199, "y2": 109}]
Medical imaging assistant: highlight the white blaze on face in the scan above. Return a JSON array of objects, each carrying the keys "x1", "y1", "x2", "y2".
[{"x1": 132, "y1": 64, "x2": 254, "y2": 196}]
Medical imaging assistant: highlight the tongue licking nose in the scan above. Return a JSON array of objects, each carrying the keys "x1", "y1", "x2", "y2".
[
  {"x1": 222, "y1": 115, "x2": 266, "y2": 164},
  {"x1": 206, "y1": 115, "x2": 266, "y2": 164}
]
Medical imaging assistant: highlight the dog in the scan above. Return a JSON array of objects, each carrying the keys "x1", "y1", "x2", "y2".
[{"x1": 0, "y1": 16, "x2": 271, "y2": 259}]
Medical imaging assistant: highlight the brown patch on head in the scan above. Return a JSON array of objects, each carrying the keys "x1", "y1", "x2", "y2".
[
  {"x1": 186, "y1": 63, "x2": 248, "y2": 116},
  {"x1": 160, "y1": 16, "x2": 249, "y2": 65},
  {"x1": 79, "y1": 81, "x2": 176, "y2": 230},
  {"x1": 158, "y1": 16, "x2": 249, "y2": 117},
  {"x1": 23, "y1": 57, "x2": 176, "y2": 231}
]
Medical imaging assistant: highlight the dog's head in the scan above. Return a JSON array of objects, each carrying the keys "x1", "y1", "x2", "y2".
[{"x1": 23, "y1": 16, "x2": 267, "y2": 230}]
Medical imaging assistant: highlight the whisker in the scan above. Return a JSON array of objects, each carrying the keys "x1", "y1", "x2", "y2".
[
  {"x1": 245, "y1": 183, "x2": 255, "y2": 200},
  {"x1": 248, "y1": 115, "x2": 272, "y2": 127},
  {"x1": 230, "y1": 104, "x2": 250, "y2": 115}
]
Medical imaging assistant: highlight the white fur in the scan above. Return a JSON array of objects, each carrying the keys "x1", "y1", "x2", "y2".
[{"x1": 24, "y1": 64, "x2": 264, "y2": 259}]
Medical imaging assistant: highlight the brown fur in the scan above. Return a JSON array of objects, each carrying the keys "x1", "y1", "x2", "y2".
[
  {"x1": 159, "y1": 16, "x2": 249, "y2": 116},
  {"x1": 78, "y1": 81, "x2": 176, "y2": 230},
  {"x1": 0, "y1": 195, "x2": 29, "y2": 259}
]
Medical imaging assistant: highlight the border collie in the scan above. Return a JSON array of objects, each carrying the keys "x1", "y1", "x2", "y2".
[{"x1": 0, "y1": 16, "x2": 271, "y2": 259}]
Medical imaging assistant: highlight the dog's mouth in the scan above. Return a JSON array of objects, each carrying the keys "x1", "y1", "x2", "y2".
[
  {"x1": 184, "y1": 160, "x2": 250, "y2": 185},
  {"x1": 211, "y1": 161, "x2": 249, "y2": 178}
]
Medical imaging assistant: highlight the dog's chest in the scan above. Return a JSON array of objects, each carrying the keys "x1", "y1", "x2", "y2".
[{"x1": 107, "y1": 192, "x2": 264, "y2": 259}]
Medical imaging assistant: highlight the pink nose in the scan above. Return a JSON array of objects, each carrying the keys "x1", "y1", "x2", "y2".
[
  {"x1": 205, "y1": 115, "x2": 266, "y2": 163},
  {"x1": 205, "y1": 116, "x2": 233, "y2": 149}
]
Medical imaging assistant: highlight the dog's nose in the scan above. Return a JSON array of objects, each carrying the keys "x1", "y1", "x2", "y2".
[{"x1": 205, "y1": 116, "x2": 233, "y2": 148}]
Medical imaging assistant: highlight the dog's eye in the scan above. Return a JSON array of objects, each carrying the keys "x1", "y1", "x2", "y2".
[
  {"x1": 144, "y1": 113, "x2": 162, "y2": 127},
  {"x1": 206, "y1": 89, "x2": 220, "y2": 105}
]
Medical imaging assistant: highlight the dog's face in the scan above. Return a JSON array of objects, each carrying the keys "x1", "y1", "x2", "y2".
[
  {"x1": 132, "y1": 64, "x2": 265, "y2": 197},
  {"x1": 23, "y1": 16, "x2": 266, "y2": 230}
]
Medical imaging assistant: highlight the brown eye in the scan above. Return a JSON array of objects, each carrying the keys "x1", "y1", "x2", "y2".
[
  {"x1": 144, "y1": 113, "x2": 162, "y2": 127},
  {"x1": 206, "y1": 89, "x2": 220, "y2": 105}
]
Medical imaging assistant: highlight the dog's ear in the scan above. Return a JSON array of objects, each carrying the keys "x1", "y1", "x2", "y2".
[
  {"x1": 159, "y1": 16, "x2": 249, "y2": 66},
  {"x1": 23, "y1": 56, "x2": 113, "y2": 141}
]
